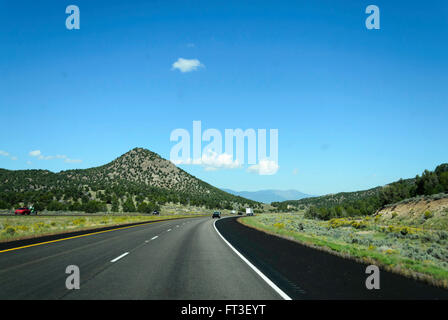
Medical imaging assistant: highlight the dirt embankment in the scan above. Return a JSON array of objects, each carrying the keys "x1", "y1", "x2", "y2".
[
  {"x1": 379, "y1": 195, "x2": 448, "y2": 217},
  {"x1": 376, "y1": 194, "x2": 448, "y2": 230}
]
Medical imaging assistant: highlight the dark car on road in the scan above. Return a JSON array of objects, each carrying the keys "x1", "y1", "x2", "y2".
[
  {"x1": 152, "y1": 210, "x2": 160, "y2": 215},
  {"x1": 237, "y1": 212, "x2": 244, "y2": 215},
  {"x1": 15, "y1": 207, "x2": 31, "y2": 215},
  {"x1": 212, "y1": 211, "x2": 221, "y2": 218}
]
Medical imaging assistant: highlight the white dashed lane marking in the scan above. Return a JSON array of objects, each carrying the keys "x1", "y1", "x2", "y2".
[{"x1": 110, "y1": 252, "x2": 129, "y2": 263}]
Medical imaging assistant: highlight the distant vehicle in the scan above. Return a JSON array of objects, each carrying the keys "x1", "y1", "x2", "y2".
[
  {"x1": 15, "y1": 207, "x2": 31, "y2": 215},
  {"x1": 212, "y1": 211, "x2": 221, "y2": 218},
  {"x1": 231, "y1": 210, "x2": 236, "y2": 214},
  {"x1": 246, "y1": 208, "x2": 254, "y2": 216},
  {"x1": 237, "y1": 211, "x2": 244, "y2": 216},
  {"x1": 152, "y1": 210, "x2": 160, "y2": 215}
]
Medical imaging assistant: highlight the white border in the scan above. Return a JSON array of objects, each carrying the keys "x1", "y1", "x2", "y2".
[{"x1": 213, "y1": 218, "x2": 292, "y2": 300}]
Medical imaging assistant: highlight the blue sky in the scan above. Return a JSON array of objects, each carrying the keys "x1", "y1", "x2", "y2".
[{"x1": 1, "y1": 0, "x2": 447, "y2": 195}]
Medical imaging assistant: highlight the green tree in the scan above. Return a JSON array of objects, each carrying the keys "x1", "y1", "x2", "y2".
[
  {"x1": 111, "y1": 196, "x2": 120, "y2": 212},
  {"x1": 83, "y1": 200, "x2": 106, "y2": 213},
  {"x1": 0, "y1": 199, "x2": 10, "y2": 209},
  {"x1": 47, "y1": 201, "x2": 67, "y2": 211},
  {"x1": 137, "y1": 202, "x2": 152, "y2": 213},
  {"x1": 122, "y1": 198, "x2": 136, "y2": 213},
  {"x1": 439, "y1": 172, "x2": 448, "y2": 191}
]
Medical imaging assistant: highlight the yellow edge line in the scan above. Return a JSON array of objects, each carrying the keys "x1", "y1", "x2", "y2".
[{"x1": 0, "y1": 219, "x2": 173, "y2": 254}]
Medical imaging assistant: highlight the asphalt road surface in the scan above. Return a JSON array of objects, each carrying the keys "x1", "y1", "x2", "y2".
[
  {"x1": 216, "y1": 217, "x2": 448, "y2": 299},
  {"x1": 0, "y1": 217, "x2": 282, "y2": 300},
  {"x1": 1, "y1": 216, "x2": 447, "y2": 300}
]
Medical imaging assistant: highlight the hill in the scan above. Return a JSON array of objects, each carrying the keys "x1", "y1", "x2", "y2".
[
  {"x1": 222, "y1": 188, "x2": 313, "y2": 204},
  {"x1": 273, "y1": 185, "x2": 387, "y2": 209},
  {"x1": 377, "y1": 193, "x2": 448, "y2": 230},
  {"x1": 272, "y1": 164, "x2": 448, "y2": 220},
  {"x1": 0, "y1": 148, "x2": 260, "y2": 213}
]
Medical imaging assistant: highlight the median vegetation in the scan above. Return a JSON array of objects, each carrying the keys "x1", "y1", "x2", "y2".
[{"x1": 0, "y1": 214, "x2": 197, "y2": 243}]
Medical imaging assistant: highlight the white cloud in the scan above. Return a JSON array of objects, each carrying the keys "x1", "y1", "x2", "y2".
[
  {"x1": 292, "y1": 168, "x2": 298, "y2": 175},
  {"x1": 0, "y1": 150, "x2": 18, "y2": 161},
  {"x1": 29, "y1": 150, "x2": 82, "y2": 164},
  {"x1": 172, "y1": 58, "x2": 204, "y2": 73},
  {"x1": 248, "y1": 159, "x2": 279, "y2": 175},
  {"x1": 172, "y1": 152, "x2": 279, "y2": 174},
  {"x1": 172, "y1": 151, "x2": 241, "y2": 171},
  {"x1": 200, "y1": 151, "x2": 241, "y2": 170}
]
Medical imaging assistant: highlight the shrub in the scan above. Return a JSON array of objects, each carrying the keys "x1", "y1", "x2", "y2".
[
  {"x1": 16, "y1": 225, "x2": 29, "y2": 232},
  {"x1": 400, "y1": 227, "x2": 409, "y2": 236},
  {"x1": 328, "y1": 218, "x2": 351, "y2": 228},
  {"x1": 387, "y1": 225, "x2": 396, "y2": 233},
  {"x1": 4, "y1": 226, "x2": 16, "y2": 235},
  {"x1": 83, "y1": 200, "x2": 106, "y2": 213},
  {"x1": 436, "y1": 230, "x2": 448, "y2": 241},
  {"x1": 423, "y1": 211, "x2": 433, "y2": 220},
  {"x1": 0, "y1": 199, "x2": 10, "y2": 209},
  {"x1": 122, "y1": 198, "x2": 136, "y2": 213},
  {"x1": 72, "y1": 218, "x2": 86, "y2": 225},
  {"x1": 273, "y1": 223, "x2": 285, "y2": 229},
  {"x1": 351, "y1": 221, "x2": 367, "y2": 229},
  {"x1": 47, "y1": 201, "x2": 67, "y2": 211}
]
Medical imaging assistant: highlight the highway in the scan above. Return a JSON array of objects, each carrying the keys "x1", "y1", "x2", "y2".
[
  {"x1": 0, "y1": 217, "x2": 282, "y2": 300},
  {"x1": 1, "y1": 216, "x2": 447, "y2": 300}
]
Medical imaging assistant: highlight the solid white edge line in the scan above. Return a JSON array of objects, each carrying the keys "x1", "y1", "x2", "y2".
[
  {"x1": 167, "y1": 229, "x2": 171, "y2": 232},
  {"x1": 213, "y1": 219, "x2": 292, "y2": 301},
  {"x1": 151, "y1": 236, "x2": 158, "y2": 240},
  {"x1": 110, "y1": 252, "x2": 129, "y2": 263}
]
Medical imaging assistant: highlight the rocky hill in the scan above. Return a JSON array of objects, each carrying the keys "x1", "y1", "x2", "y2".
[
  {"x1": 59, "y1": 148, "x2": 224, "y2": 195},
  {"x1": 0, "y1": 148, "x2": 259, "y2": 213}
]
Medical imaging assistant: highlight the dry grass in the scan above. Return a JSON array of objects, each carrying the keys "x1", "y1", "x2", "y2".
[{"x1": 0, "y1": 214, "x2": 200, "y2": 242}]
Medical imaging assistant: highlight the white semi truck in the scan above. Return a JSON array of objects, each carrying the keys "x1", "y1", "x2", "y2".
[{"x1": 245, "y1": 208, "x2": 254, "y2": 216}]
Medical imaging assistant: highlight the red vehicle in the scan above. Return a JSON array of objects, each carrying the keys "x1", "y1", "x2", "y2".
[{"x1": 15, "y1": 207, "x2": 31, "y2": 215}]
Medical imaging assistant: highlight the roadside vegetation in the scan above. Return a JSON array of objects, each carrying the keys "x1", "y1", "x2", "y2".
[
  {"x1": 243, "y1": 163, "x2": 448, "y2": 288},
  {"x1": 0, "y1": 214, "x2": 200, "y2": 243},
  {"x1": 241, "y1": 205, "x2": 448, "y2": 288}
]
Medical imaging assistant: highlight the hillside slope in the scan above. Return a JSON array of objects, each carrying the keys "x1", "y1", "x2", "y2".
[
  {"x1": 0, "y1": 148, "x2": 259, "y2": 212},
  {"x1": 377, "y1": 193, "x2": 448, "y2": 230},
  {"x1": 273, "y1": 163, "x2": 448, "y2": 220}
]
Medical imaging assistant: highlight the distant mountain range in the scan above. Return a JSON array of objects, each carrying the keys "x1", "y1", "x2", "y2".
[{"x1": 221, "y1": 188, "x2": 314, "y2": 204}]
